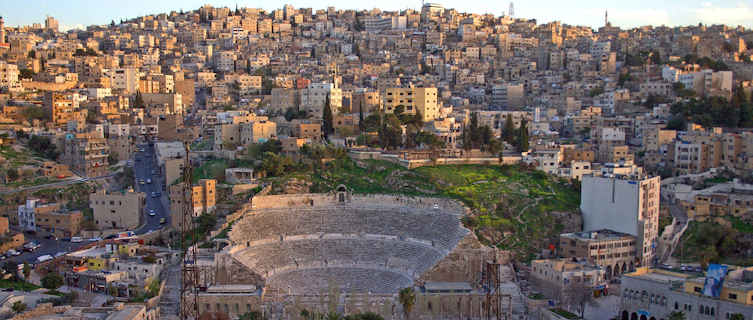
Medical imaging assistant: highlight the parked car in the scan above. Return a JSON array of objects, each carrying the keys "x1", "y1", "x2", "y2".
[
  {"x1": 7, "y1": 249, "x2": 20, "y2": 256},
  {"x1": 71, "y1": 237, "x2": 83, "y2": 243},
  {"x1": 159, "y1": 218, "x2": 166, "y2": 224},
  {"x1": 44, "y1": 234, "x2": 57, "y2": 240},
  {"x1": 149, "y1": 209, "x2": 156, "y2": 216},
  {"x1": 88, "y1": 237, "x2": 102, "y2": 242},
  {"x1": 23, "y1": 242, "x2": 40, "y2": 252},
  {"x1": 36, "y1": 255, "x2": 53, "y2": 263},
  {"x1": 146, "y1": 179, "x2": 152, "y2": 184}
]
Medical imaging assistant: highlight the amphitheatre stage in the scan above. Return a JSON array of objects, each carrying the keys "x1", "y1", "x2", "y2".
[{"x1": 194, "y1": 187, "x2": 524, "y2": 319}]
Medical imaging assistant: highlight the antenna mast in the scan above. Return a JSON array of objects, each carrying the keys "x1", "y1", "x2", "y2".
[{"x1": 180, "y1": 142, "x2": 199, "y2": 320}]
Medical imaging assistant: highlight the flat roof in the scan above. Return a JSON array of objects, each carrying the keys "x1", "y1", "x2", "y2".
[
  {"x1": 424, "y1": 282, "x2": 472, "y2": 291},
  {"x1": 105, "y1": 305, "x2": 144, "y2": 320},
  {"x1": 626, "y1": 269, "x2": 688, "y2": 283},
  {"x1": 68, "y1": 246, "x2": 108, "y2": 258},
  {"x1": 205, "y1": 284, "x2": 257, "y2": 293},
  {"x1": 561, "y1": 229, "x2": 634, "y2": 241}
]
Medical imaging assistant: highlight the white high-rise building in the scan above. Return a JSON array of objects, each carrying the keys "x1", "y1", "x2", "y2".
[{"x1": 580, "y1": 174, "x2": 661, "y2": 266}]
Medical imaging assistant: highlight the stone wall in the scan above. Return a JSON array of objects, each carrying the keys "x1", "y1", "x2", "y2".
[
  {"x1": 214, "y1": 252, "x2": 265, "y2": 286},
  {"x1": 419, "y1": 233, "x2": 510, "y2": 284},
  {"x1": 249, "y1": 193, "x2": 466, "y2": 216}
]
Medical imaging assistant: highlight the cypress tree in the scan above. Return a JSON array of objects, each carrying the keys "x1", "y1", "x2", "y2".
[
  {"x1": 322, "y1": 94, "x2": 334, "y2": 139},
  {"x1": 517, "y1": 119, "x2": 529, "y2": 153},
  {"x1": 358, "y1": 101, "x2": 365, "y2": 132},
  {"x1": 502, "y1": 114, "x2": 515, "y2": 144}
]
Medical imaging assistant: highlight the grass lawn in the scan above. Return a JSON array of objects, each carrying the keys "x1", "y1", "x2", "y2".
[
  {"x1": 192, "y1": 159, "x2": 230, "y2": 183},
  {"x1": 0, "y1": 279, "x2": 40, "y2": 292},
  {"x1": 674, "y1": 220, "x2": 753, "y2": 266}
]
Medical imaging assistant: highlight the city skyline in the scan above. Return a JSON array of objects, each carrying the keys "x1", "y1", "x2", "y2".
[{"x1": 0, "y1": 0, "x2": 752, "y2": 31}]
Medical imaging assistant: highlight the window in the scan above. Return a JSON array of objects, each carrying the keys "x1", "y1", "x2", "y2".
[{"x1": 729, "y1": 293, "x2": 737, "y2": 300}]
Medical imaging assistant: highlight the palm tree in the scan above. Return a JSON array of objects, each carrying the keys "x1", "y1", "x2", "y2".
[{"x1": 399, "y1": 287, "x2": 416, "y2": 320}]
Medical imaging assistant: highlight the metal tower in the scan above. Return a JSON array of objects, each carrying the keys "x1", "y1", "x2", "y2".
[{"x1": 180, "y1": 142, "x2": 199, "y2": 320}]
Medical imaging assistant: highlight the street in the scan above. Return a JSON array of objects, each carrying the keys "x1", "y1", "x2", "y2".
[
  {"x1": 133, "y1": 143, "x2": 171, "y2": 235},
  {"x1": 3, "y1": 234, "x2": 88, "y2": 266}
]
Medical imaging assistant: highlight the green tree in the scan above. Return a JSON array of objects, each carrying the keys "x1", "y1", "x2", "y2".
[
  {"x1": 469, "y1": 112, "x2": 480, "y2": 148},
  {"x1": 358, "y1": 102, "x2": 365, "y2": 132},
  {"x1": 11, "y1": 301, "x2": 26, "y2": 314},
  {"x1": 6, "y1": 169, "x2": 18, "y2": 182},
  {"x1": 517, "y1": 119, "x2": 529, "y2": 153},
  {"x1": 378, "y1": 114, "x2": 402, "y2": 149},
  {"x1": 502, "y1": 115, "x2": 515, "y2": 144},
  {"x1": 344, "y1": 312, "x2": 384, "y2": 320},
  {"x1": 239, "y1": 311, "x2": 263, "y2": 320},
  {"x1": 480, "y1": 125, "x2": 492, "y2": 150},
  {"x1": 22, "y1": 263, "x2": 30, "y2": 279},
  {"x1": 28, "y1": 135, "x2": 59, "y2": 160},
  {"x1": 133, "y1": 91, "x2": 145, "y2": 109},
  {"x1": 668, "y1": 311, "x2": 686, "y2": 320},
  {"x1": 398, "y1": 287, "x2": 416, "y2": 320},
  {"x1": 322, "y1": 94, "x2": 334, "y2": 139},
  {"x1": 19, "y1": 68, "x2": 34, "y2": 79},
  {"x1": 730, "y1": 314, "x2": 745, "y2": 320},
  {"x1": 41, "y1": 272, "x2": 64, "y2": 290}
]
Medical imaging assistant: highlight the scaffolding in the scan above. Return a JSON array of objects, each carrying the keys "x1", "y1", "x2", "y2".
[
  {"x1": 482, "y1": 258, "x2": 513, "y2": 320},
  {"x1": 180, "y1": 142, "x2": 200, "y2": 320}
]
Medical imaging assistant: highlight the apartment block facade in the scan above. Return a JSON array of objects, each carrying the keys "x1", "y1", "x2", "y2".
[{"x1": 581, "y1": 174, "x2": 661, "y2": 265}]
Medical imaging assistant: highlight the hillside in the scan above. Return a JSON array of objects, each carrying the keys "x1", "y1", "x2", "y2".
[{"x1": 262, "y1": 158, "x2": 581, "y2": 261}]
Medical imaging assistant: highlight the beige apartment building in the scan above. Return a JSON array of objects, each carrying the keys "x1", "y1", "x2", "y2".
[
  {"x1": 292, "y1": 123, "x2": 321, "y2": 142},
  {"x1": 530, "y1": 258, "x2": 607, "y2": 298},
  {"x1": 63, "y1": 133, "x2": 110, "y2": 178},
  {"x1": 581, "y1": 174, "x2": 661, "y2": 265},
  {"x1": 36, "y1": 209, "x2": 83, "y2": 238},
  {"x1": 642, "y1": 124, "x2": 676, "y2": 152},
  {"x1": 382, "y1": 87, "x2": 439, "y2": 122},
  {"x1": 213, "y1": 121, "x2": 277, "y2": 150},
  {"x1": 169, "y1": 179, "x2": 216, "y2": 229},
  {"x1": 560, "y1": 230, "x2": 637, "y2": 279},
  {"x1": 48, "y1": 92, "x2": 86, "y2": 128},
  {"x1": 90, "y1": 189, "x2": 146, "y2": 230}
]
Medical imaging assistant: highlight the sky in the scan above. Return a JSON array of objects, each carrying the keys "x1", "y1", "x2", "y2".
[{"x1": 1, "y1": 0, "x2": 752, "y2": 31}]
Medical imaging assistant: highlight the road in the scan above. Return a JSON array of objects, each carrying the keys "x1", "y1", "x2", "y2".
[
  {"x1": 3, "y1": 234, "x2": 88, "y2": 266},
  {"x1": 133, "y1": 143, "x2": 171, "y2": 235}
]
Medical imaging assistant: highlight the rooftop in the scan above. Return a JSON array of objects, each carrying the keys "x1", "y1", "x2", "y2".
[
  {"x1": 424, "y1": 282, "x2": 472, "y2": 292},
  {"x1": 561, "y1": 229, "x2": 635, "y2": 241},
  {"x1": 624, "y1": 268, "x2": 690, "y2": 284}
]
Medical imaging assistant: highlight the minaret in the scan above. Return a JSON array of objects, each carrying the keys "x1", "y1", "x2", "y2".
[
  {"x1": 0, "y1": 16, "x2": 5, "y2": 45},
  {"x1": 509, "y1": 2, "x2": 515, "y2": 18},
  {"x1": 605, "y1": 10, "x2": 608, "y2": 26}
]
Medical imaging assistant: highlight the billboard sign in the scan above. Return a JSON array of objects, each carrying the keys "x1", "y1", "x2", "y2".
[{"x1": 702, "y1": 264, "x2": 728, "y2": 298}]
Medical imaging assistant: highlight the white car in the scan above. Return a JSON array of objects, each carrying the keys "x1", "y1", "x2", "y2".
[
  {"x1": 7, "y1": 249, "x2": 20, "y2": 256},
  {"x1": 149, "y1": 209, "x2": 156, "y2": 216},
  {"x1": 71, "y1": 237, "x2": 83, "y2": 243},
  {"x1": 88, "y1": 237, "x2": 102, "y2": 242}
]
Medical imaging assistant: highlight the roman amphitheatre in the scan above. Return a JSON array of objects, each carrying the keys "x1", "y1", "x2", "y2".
[{"x1": 199, "y1": 186, "x2": 525, "y2": 319}]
